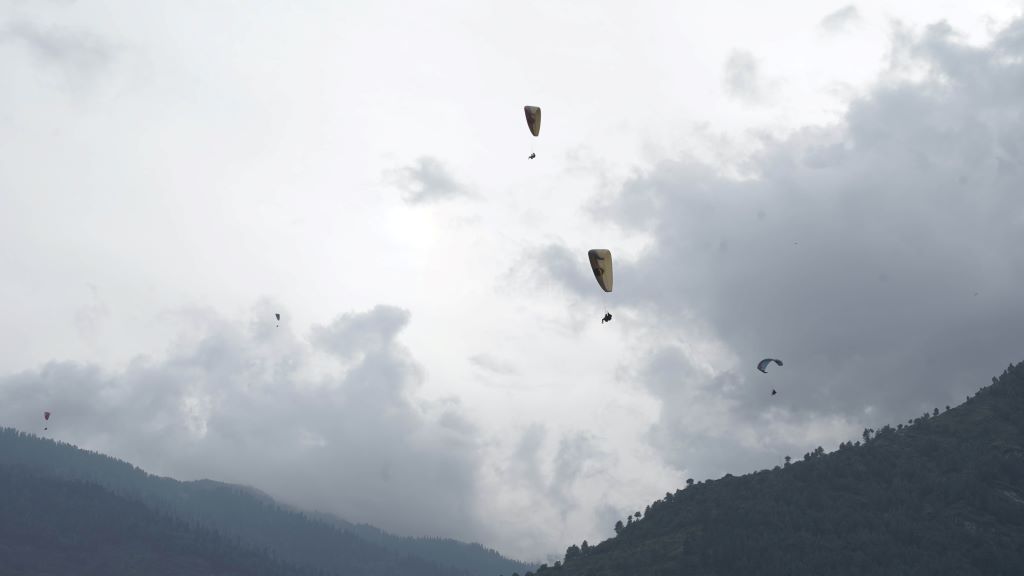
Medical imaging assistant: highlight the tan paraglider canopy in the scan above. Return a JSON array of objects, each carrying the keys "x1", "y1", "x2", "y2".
[
  {"x1": 588, "y1": 249, "x2": 613, "y2": 292},
  {"x1": 524, "y1": 106, "x2": 542, "y2": 137}
]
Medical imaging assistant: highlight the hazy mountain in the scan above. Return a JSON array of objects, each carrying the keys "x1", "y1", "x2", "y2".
[
  {"x1": 313, "y1": 514, "x2": 537, "y2": 576},
  {"x1": 0, "y1": 429, "x2": 534, "y2": 576},
  {"x1": 0, "y1": 464, "x2": 313, "y2": 576},
  {"x1": 529, "y1": 360, "x2": 1024, "y2": 576}
]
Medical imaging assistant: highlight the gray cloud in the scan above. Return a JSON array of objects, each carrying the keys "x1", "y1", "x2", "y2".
[
  {"x1": 820, "y1": 5, "x2": 862, "y2": 33},
  {"x1": 532, "y1": 244, "x2": 597, "y2": 299},
  {"x1": 0, "y1": 20, "x2": 114, "y2": 85},
  {"x1": 469, "y1": 353, "x2": 519, "y2": 376},
  {"x1": 549, "y1": 432, "x2": 610, "y2": 518},
  {"x1": 311, "y1": 305, "x2": 411, "y2": 361},
  {"x1": 389, "y1": 156, "x2": 471, "y2": 204},
  {"x1": 545, "y1": 18, "x2": 1024, "y2": 479},
  {"x1": 0, "y1": 303, "x2": 489, "y2": 544},
  {"x1": 506, "y1": 425, "x2": 612, "y2": 521},
  {"x1": 74, "y1": 283, "x2": 109, "y2": 344},
  {"x1": 724, "y1": 50, "x2": 769, "y2": 103}
]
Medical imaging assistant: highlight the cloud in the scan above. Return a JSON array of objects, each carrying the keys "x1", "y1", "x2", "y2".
[
  {"x1": 0, "y1": 303, "x2": 489, "y2": 544},
  {"x1": 820, "y1": 5, "x2": 862, "y2": 33},
  {"x1": 544, "y1": 18, "x2": 1024, "y2": 478},
  {"x1": 311, "y1": 305, "x2": 411, "y2": 361},
  {"x1": 486, "y1": 424, "x2": 618, "y2": 560},
  {"x1": 0, "y1": 20, "x2": 115, "y2": 86},
  {"x1": 548, "y1": 432, "x2": 610, "y2": 518},
  {"x1": 723, "y1": 50, "x2": 774, "y2": 104},
  {"x1": 74, "y1": 283, "x2": 109, "y2": 344},
  {"x1": 469, "y1": 353, "x2": 519, "y2": 376},
  {"x1": 533, "y1": 244, "x2": 597, "y2": 300},
  {"x1": 506, "y1": 426, "x2": 609, "y2": 519},
  {"x1": 389, "y1": 156, "x2": 471, "y2": 204}
]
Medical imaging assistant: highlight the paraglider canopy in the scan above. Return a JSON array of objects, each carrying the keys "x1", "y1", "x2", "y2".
[
  {"x1": 43, "y1": 411, "x2": 50, "y2": 421},
  {"x1": 588, "y1": 249, "x2": 613, "y2": 292},
  {"x1": 757, "y1": 358, "x2": 783, "y2": 373},
  {"x1": 524, "y1": 106, "x2": 542, "y2": 137}
]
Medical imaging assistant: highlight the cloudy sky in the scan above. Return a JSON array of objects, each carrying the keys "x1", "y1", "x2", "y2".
[{"x1": 2, "y1": 0, "x2": 1024, "y2": 562}]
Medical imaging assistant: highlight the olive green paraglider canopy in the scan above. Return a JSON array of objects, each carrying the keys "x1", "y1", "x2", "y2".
[
  {"x1": 524, "y1": 106, "x2": 542, "y2": 137},
  {"x1": 588, "y1": 249, "x2": 613, "y2": 292}
]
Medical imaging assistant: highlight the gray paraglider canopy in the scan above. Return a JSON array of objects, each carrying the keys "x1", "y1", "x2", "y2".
[{"x1": 757, "y1": 358, "x2": 783, "y2": 373}]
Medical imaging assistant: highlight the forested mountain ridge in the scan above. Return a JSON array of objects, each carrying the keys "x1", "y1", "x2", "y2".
[
  {"x1": 0, "y1": 428, "x2": 534, "y2": 576},
  {"x1": 523, "y1": 361, "x2": 1024, "y2": 576},
  {"x1": 0, "y1": 465, "x2": 315, "y2": 576}
]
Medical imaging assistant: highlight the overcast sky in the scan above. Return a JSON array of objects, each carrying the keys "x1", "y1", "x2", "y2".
[{"x1": 2, "y1": 0, "x2": 1024, "y2": 562}]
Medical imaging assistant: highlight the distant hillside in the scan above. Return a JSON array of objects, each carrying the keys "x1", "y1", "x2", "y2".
[
  {"x1": 0, "y1": 464, "x2": 312, "y2": 576},
  {"x1": 0, "y1": 429, "x2": 534, "y2": 576},
  {"x1": 526, "y1": 361, "x2": 1024, "y2": 576},
  {"x1": 314, "y1": 515, "x2": 534, "y2": 576}
]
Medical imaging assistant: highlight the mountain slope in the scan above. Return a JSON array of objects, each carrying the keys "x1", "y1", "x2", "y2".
[
  {"x1": 0, "y1": 429, "x2": 533, "y2": 576},
  {"x1": 533, "y1": 361, "x2": 1024, "y2": 576},
  {"x1": 0, "y1": 464, "x2": 313, "y2": 576},
  {"x1": 315, "y1": 515, "x2": 535, "y2": 576}
]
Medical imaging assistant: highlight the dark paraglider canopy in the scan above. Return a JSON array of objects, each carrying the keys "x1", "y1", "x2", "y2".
[
  {"x1": 524, "y1": 106, "x2": 542, "y2": 137},
  {"x1": 771, "y1": 389, "x2": 777, "y2": 396},
  {"x1": 43, "y1": 411, "x2": 50, "y2": 431},
  {"x1": 757, "y1": 358, "x2": 783, "y2": 373}
]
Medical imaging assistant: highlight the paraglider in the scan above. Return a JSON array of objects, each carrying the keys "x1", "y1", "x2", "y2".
[
  {"x1": 275, "y1": 313, "x2": 280, "y2": 327},
  {"x1": 43, "y1": 411, "x2": 50, "y2": 431},
  {"x1": 757, "y1": 358, "x2": 783, "y2": 373},
  {"x1": 771, "y1": 389, "x2": 777, "y2": 396},
  {"x1": 588, "y1": 249, "x2": 614, "y2": 323},
  {"x1": 524, "y1": 106, "x2": 541, "y2": 158}
]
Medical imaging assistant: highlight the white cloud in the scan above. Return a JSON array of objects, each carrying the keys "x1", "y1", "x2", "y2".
[{"x1": 820, "y1": 5, "x2": 862, "y2": 33}]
